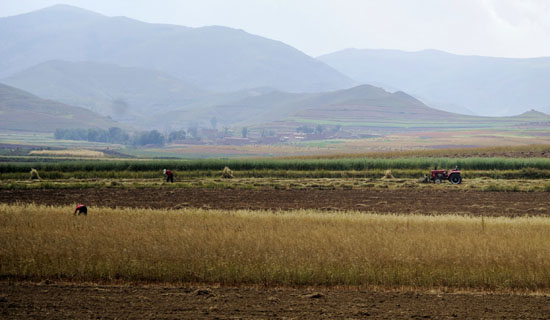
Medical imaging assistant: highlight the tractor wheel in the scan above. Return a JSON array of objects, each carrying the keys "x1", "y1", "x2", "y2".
[
  {"x1": 434, "y1": 179, "x2": 442, "y2": 184},
  {"x1": 449, "y1": 174, "x2": 462, "y2": 184}
]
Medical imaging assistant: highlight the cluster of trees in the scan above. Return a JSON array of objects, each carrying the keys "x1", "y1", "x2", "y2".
[
  {"x1": 167, "y1": 130, "x2": 186, "y2": 142},
  {"x1": 296, "y1": 124, "x2": 326, "y2": 134},
  {"x1": 54, "y1": 127, "x2": 130, "y2": 144},
  {"x1": 54, "y1": 127, "x2": 165, "y2": 146},
  {"x1": 132, "y1": 130, "x2": 165, "y2": 146},
  {"x1": 296, "y1": 124, "x2": 341, "y2": 134},
  {"x1": 54, "y1": 125, "x2": 293, "y2": 146}
]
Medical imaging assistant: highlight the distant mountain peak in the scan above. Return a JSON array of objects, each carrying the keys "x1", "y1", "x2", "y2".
[
  {"x1": 334, "y1": 85, "x2": 421, "y2": 103},
  {"x1": 36, "y1": 4, "x2": 103, "y2": 16},
  {"x1": 2, "y1": 3, "x2": 105, "y2": 23},
  {"x1": 303, "y1": 84, "x2": 428, "y2": 111},
  {"x1": 339, "y1": 84, "x2": 385, "y2": 94},
  {"x1": 517, "y1": 109, "x2": 549, "y2": 117}
]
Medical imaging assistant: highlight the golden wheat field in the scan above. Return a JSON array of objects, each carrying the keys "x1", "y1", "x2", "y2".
[{"x1": 2, "y1": 203, "x2": 550, "y2": 289}]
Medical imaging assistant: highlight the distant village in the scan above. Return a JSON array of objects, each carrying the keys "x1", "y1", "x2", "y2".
[{"x1": 169, "y1": 125, "x2": 375, "y2": 146}]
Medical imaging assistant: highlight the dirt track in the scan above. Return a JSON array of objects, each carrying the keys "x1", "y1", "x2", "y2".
[
  {"x1": 2, "y1": 188, "x2": 550, "y2": 217},
  {"x1": 2, "y1": 281, "x2": 550, "y2": 319}
]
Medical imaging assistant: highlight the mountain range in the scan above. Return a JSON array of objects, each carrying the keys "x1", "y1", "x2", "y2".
[
  {"x1": 0, "y1": 4, "x2": 353, "y2": 93},
  {"x1": 142, "y1": 84, "x2": 550, "y2": 134},
  {"x1": 0, "y1": 5, "x2": 549, "y2": 137},
  {"x1": 2, "y1": 78, "x2": 546, "y2": 136},
  {"x1": 318, "y1": 48, "x2": 550, "y2": 116}
]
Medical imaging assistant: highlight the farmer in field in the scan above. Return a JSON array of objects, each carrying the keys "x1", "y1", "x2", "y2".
[
  {"x1": 163, "y1": 169, "x2": 174, "y2": 183},
  {"x1": 74, "y1": 204, "x2": 87, "y2": 216}
]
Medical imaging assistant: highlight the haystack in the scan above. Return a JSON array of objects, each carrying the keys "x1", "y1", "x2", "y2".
[
  {"x1": 221, "y1": 166, "x2": 234, "y2": 179},
  {"x1": 381, "y1": 169, "x2": 394, "y2": 179},
  {"x1": 29, "y1": 168, "x2": 41, "y2": 180}
]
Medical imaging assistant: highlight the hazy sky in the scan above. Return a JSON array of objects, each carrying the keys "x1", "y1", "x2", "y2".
[{"x1": 2, "y1": 0, "x2": 550, "y2": 58}]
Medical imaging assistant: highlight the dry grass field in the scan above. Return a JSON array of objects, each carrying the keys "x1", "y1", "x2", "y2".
[
  {"x1": 2, "y1": 176, "x2": 550, "y2": 195},
  {"x1": 28, "y1": 149, "x2": 106, "y2": 158},
  {"x1": 2, "y1": 203, "x2": 550, "y2": 290}
]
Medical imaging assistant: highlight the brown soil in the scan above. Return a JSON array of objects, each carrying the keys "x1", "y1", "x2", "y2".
[
  {"x1": 2, "y1": 281, "x2": 550, "y2": 319},
  {"x1": 1, "y1": 188, "x2": 549, "y2": 217}
]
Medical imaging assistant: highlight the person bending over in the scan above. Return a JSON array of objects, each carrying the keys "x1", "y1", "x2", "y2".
[
  {"x1": 163, "y1": 169, "x2": 174, "y2": 183},
  {"x1": 74, "y1": 204, "x2": 87, "y2": 216}
]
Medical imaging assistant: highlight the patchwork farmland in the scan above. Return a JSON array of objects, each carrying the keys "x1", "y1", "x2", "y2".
[{"x1": 2, "y1": 146, "x2": 550, "y2": 318}]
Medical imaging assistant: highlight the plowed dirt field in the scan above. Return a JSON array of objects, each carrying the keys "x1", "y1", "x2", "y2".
[
  {"x1": 2, "y1": 282, "x2": 550, "y2": 319},
  {"x1": 2, "y1": 188, "x2": 550, "y2": 217}
]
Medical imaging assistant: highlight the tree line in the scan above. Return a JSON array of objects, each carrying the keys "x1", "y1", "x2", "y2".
[{"x1": 54, "y1": 127, "x2": 173, "y2": 146}]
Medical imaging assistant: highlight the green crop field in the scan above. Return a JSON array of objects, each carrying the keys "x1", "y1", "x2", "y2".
[{"x1": 2, "y1": 157, "x2": 550, "y2": 173}]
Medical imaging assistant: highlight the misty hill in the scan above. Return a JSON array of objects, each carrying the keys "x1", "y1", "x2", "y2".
[
  {"x1": 291, "y1": 85, "x2": 449, "y2": 121},
  {"x1": 146, "y1": 89, "x2": 306, "y2": 130},
  {"x1": 150, "y1": 84, "x2": 550, "y2": 135},
  {"x1": 318, "y1": 48, "x2": 550, "y2": 116},
  {"x1": 148, "y1": 84, "x2": 458, "y2": 130},
  {"x1": 0, "y1": 4, "x2": 354, "y2": 92},
  {"x1": 0, "y1": 83, "x2": 119, "y2": 133},
  {"x1": 2, "y1": 60, "x2": 209, "y2": 122}
]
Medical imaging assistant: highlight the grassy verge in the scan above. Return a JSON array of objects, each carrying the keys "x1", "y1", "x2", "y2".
[
  {"x1": 2, "y1": 204, "x2": 550, "y2": 289},
  {"x1": 2, "y1": 177, "x2": 550, "y2": 192},
  {"x1": 4, "y1": 168, "x2": 550, "y2": 181}
]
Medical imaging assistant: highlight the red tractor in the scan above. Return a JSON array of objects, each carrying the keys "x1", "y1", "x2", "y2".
[{"x1": 420, "y1": 166, "x2": 462, "y2": 184}]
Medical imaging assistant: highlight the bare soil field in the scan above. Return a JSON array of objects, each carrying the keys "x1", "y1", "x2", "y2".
[
  {"x1": 1, "y1": 188, "x2": 549, "y2": 217},
  {"x1": 2, "y1": 281, "x2": 550, "y2": 319}
]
